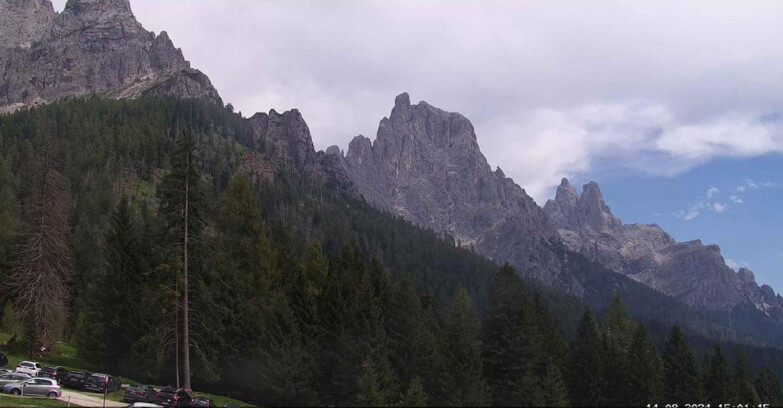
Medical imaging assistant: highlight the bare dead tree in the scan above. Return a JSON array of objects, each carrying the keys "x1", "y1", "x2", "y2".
[{"x1": 5, "y1": 145, "x2": 70, "y2": 353}]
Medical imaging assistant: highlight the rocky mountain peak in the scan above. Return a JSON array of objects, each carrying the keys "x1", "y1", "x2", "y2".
[
  {"x1": 248, "y1": 108, "x2": 318, "y2": 176},
  {"x1": 554, "y1": 178, "x2": 579, "y2": 211},
  {"x1": 0, "y1": 0, "x2": 55, "y2": 51},
  {"x1": 738, "y1": 267, "x2": 756, "y2": 285},
  {"x1": 64, "y1": 0, "x2": 132, "y2": 15},
  {"x1": 579, "y1": 181, "x2": 616, "y2": 232},
  {"x1": 394, "y1": 92, "x2": 411, "y2": 109},
  {"x1": 1, "y1": 0, "x2": 221, "y2": 112},
  {"x1": 344, "y1": 93, "x2": 557, "y2": 280}
]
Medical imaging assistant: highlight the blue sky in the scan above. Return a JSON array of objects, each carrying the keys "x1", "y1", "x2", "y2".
[
  {"x1": 568, "y1": 154, "x2": 782, "y2": 291},
  {"x1": 50, "y1": 0, "x2": 782, "y2": 292}
]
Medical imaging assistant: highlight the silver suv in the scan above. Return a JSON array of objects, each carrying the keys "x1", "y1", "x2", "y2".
[{"x1": 2, "y1": 377, "x2": 62, "y2": 398}]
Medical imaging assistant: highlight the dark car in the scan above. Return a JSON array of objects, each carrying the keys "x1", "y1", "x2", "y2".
[
  {"x1": 39, "y1": 366, "x2": 69, "y2": 383},
  {"x1": 0, "y1": 352, "x2": 7, "y2": 367},
  {"x1": 191, "y1": 397, "x2": 215, "y2": 407},
  {"x1": 62, "y1": 371, "x2": 90, "y2": 389},
  {"x1": 155, "y1": 386, "x2": 193, "y2": 407},
  {"x1": 123, "y1": 384, "x2": 158, "y2": 403},
  {"x1": 83, "y1": 373, "x2": 121, "y2": 393}
]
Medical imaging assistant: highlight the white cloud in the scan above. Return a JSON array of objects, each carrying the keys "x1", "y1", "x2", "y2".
[
  {"x1": 713, "y1": 202, "x2": 727, "y2": 212},
  {"x1": 484, "y1": 103, "x2": 783, "y2": 201},
  {"x1": 736, "y1": 180, "x2": 777, "y2": 192},
  {"x1": 684, "y1": 210, "x2": 700, "y2": 221},
  {"x1": 730, "y1": 195, "x2": 744, "y2": 204},
  {"x1": 726, "y1": 259, "x2": 740, "y2": 271},
  {"x1": 47, "y1": 0, "x2": 783, "y2": 202}
]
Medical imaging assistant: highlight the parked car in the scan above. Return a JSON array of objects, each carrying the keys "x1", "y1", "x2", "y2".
[
  {"x1": 2, "y1": 377, "x2": 61, "y2": 398},
  {"x1": 191, "y1": 397, "x2": 215, "y2": 407},
  {"x1": 14, "y1": 361, "x2": 42, "y2": 377},
  {"x1": 124, "y1": 384, "x2": 158, "y2": 403},
  {"x1": 38, "y1": 366, "x2": 69, "y2": 383},
  {"x1": 0, "y1": 368, "x2": 12, "y2": 374},
  {"x1": 155, "y1": 386, "x2": 193, "y2": 407},
  {"x1": 62, "y1": 370, "x2": 90, "y2": 389},
  {"x1": 0, "y1": 373, "x2": 31, "y2": 386},
  {"x1": 83, "y1": 373, "x2": 121, "y2": 393},
  {"x1": 126, "y1": 403, "x2": 164, "y2": 408}
]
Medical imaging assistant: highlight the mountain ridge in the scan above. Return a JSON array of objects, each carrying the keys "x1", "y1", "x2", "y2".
[
  {"x1": 341, "y1": 92, "x2": 783, "y2": 321},
  {"x1": 0, "y1": 0, "x2": 221, "y2": 113}
]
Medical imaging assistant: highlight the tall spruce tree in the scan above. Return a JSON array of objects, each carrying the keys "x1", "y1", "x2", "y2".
[
  {"x1": 442, "y1": 286, "x2": 488, "y2": 407},
  {"x1": 77, "y1": 197, "x2": 148, "y2": 371},
  {"x1": 386, "y1": 275, "x2": 441, "y2": 401},
  {"x1": 706, "y1": 344, "x2": 733, "y2": 404},
  {"x1": 602, "y1": 295, "x2": 636, "y2": 406},
  {"x1": 483, "y1": 264, "x2": 548, "y2": 406},
  {"x1": 399, "y1": 376, "x2": 428, "y2": 407},
  {"x1": 567, "y1": 309, "x2": 605, "y2": 407},
  {"x1": 6, "y1": 145, "x2": 70, "y2": 352},
  {"x1": 732, "y1": 350, "x2": 760, "y2": 405},
  {"x1": 627, "y1": 323, "x2": 664, "y2": 406},
  {"x1": 663, "y1": 324, "x2": 702, "y2": 403},
  {"x1": 755, "y1": 364, "x2": 783, "y2": 405},
  {"x1": 159, "y1": 128, "x2": 207, "y2": 390}
]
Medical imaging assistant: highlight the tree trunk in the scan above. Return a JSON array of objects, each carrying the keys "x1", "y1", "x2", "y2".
[{"x1": 182, "y1": 152, "x2": 191, "y2": 390}]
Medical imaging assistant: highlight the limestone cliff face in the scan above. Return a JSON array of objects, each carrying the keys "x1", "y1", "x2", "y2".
[
  {"x1": 544, "y1": 178, "x2": 783, "y2": 313},
  {"x1": 246, "y1": 109, "x2": 355, "y2": 192},
  {"x1": 0, "y1": 0, "x2": 221, "y2": 112},
  {"x1": 0, "y1": 0, "x2": 56, "y2": 51},
  {"x1": 342, "y1": 93, "x2": 561, "y2": 283}
]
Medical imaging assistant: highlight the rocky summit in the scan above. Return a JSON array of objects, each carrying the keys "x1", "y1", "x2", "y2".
[
  {"x1": 0, "y1": 0, "x2": 221, "y2": 113},
  {"x1": 543, "y1": 178, "x2": 783, "y2": 313},
  {"x1": 341, "y1": 93, "x2": 561, "y2": 283}
]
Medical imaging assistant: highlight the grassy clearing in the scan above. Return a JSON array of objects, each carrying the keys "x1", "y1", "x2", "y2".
[{"x1": 0, "y1": 395, "x2": 69, "y2": 407}]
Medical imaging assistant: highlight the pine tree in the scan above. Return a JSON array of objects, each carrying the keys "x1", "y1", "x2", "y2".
[
  {"x1": 483, "y1": 264, "x2": 546, "y2": 406},
  {"x1": 732, "y1": 350, "x2": 760, "y2": 405},
  {"x1": 5, "y1": 145, "x2": 70, "y2": 352},
  {"x1": 399, "y1": 376, "x2": 428, "y2": 407},
  {"x1": 386, "y1": 275, "x2": 441, "y2": 399},
  {"x1": 76, "y1": 197, "x2": 149, "y2": 371},
  {"x1": 602, "y1": 295, "x2": 636, "y2": 406},
  {"x1": 356, "y1": 358, "x2": 387, "y2": 407},
  {"x1": 706, "y1": 344, "x2": 733, "y2": 404},
  {"x1": 755, "y1": 364, "x2": 783, "y2": 405},
  {"x1": 541, "y1": 359, "x2": 569, "y2": 407},
  {"x1": 627, "y1": 323, "x2": 664, "y2": 406},
  {"x1": 663, "y1": 324, "x2": 702, "y2": 403},
  {"x1": 0, "y1": 154, "x2": 20, "y2": 275},
  {"x1": 441, "y1": 286, "x2": 488, "y2": 407},
  {"x1": 567, "y1": 309, "x2": 605, "y2": 407},
  {"x1": 251, "y1": 294, "x2": 317, "y2": 406},
  {"x1": 158, "y1": 128, "x2": 207, "y2": 390}
]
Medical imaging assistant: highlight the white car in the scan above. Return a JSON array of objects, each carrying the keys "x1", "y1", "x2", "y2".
[{"x1": 14, "y1": 361, "x2": 42, "y2": 377}]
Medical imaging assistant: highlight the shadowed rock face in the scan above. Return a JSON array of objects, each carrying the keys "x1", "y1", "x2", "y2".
[
  {"x1": 245, "y1": 109, "x2": 355, "y2": 193},
  {"x1": 544, "y1": 178, "x2": 783, "y2": 313},
  {"x1": 343, "y1": 93, "x2": 562, "y2": 284},
  {"x1": 0, "y1": 0, "x2": 221, "y2": 112}
]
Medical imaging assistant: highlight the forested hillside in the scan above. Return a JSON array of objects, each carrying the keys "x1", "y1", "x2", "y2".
[{"x1": 1, "y1": 98, "x2": 782, "y2": 406}]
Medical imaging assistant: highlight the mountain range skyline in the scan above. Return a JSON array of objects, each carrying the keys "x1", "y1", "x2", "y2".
[{"x1": 37, "y1": 0, "x2": 783, "y2": 296}]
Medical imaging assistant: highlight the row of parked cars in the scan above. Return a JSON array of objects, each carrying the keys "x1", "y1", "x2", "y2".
[{"x1": 0, "y1": 356, "x2": 226, "y2": 407}]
